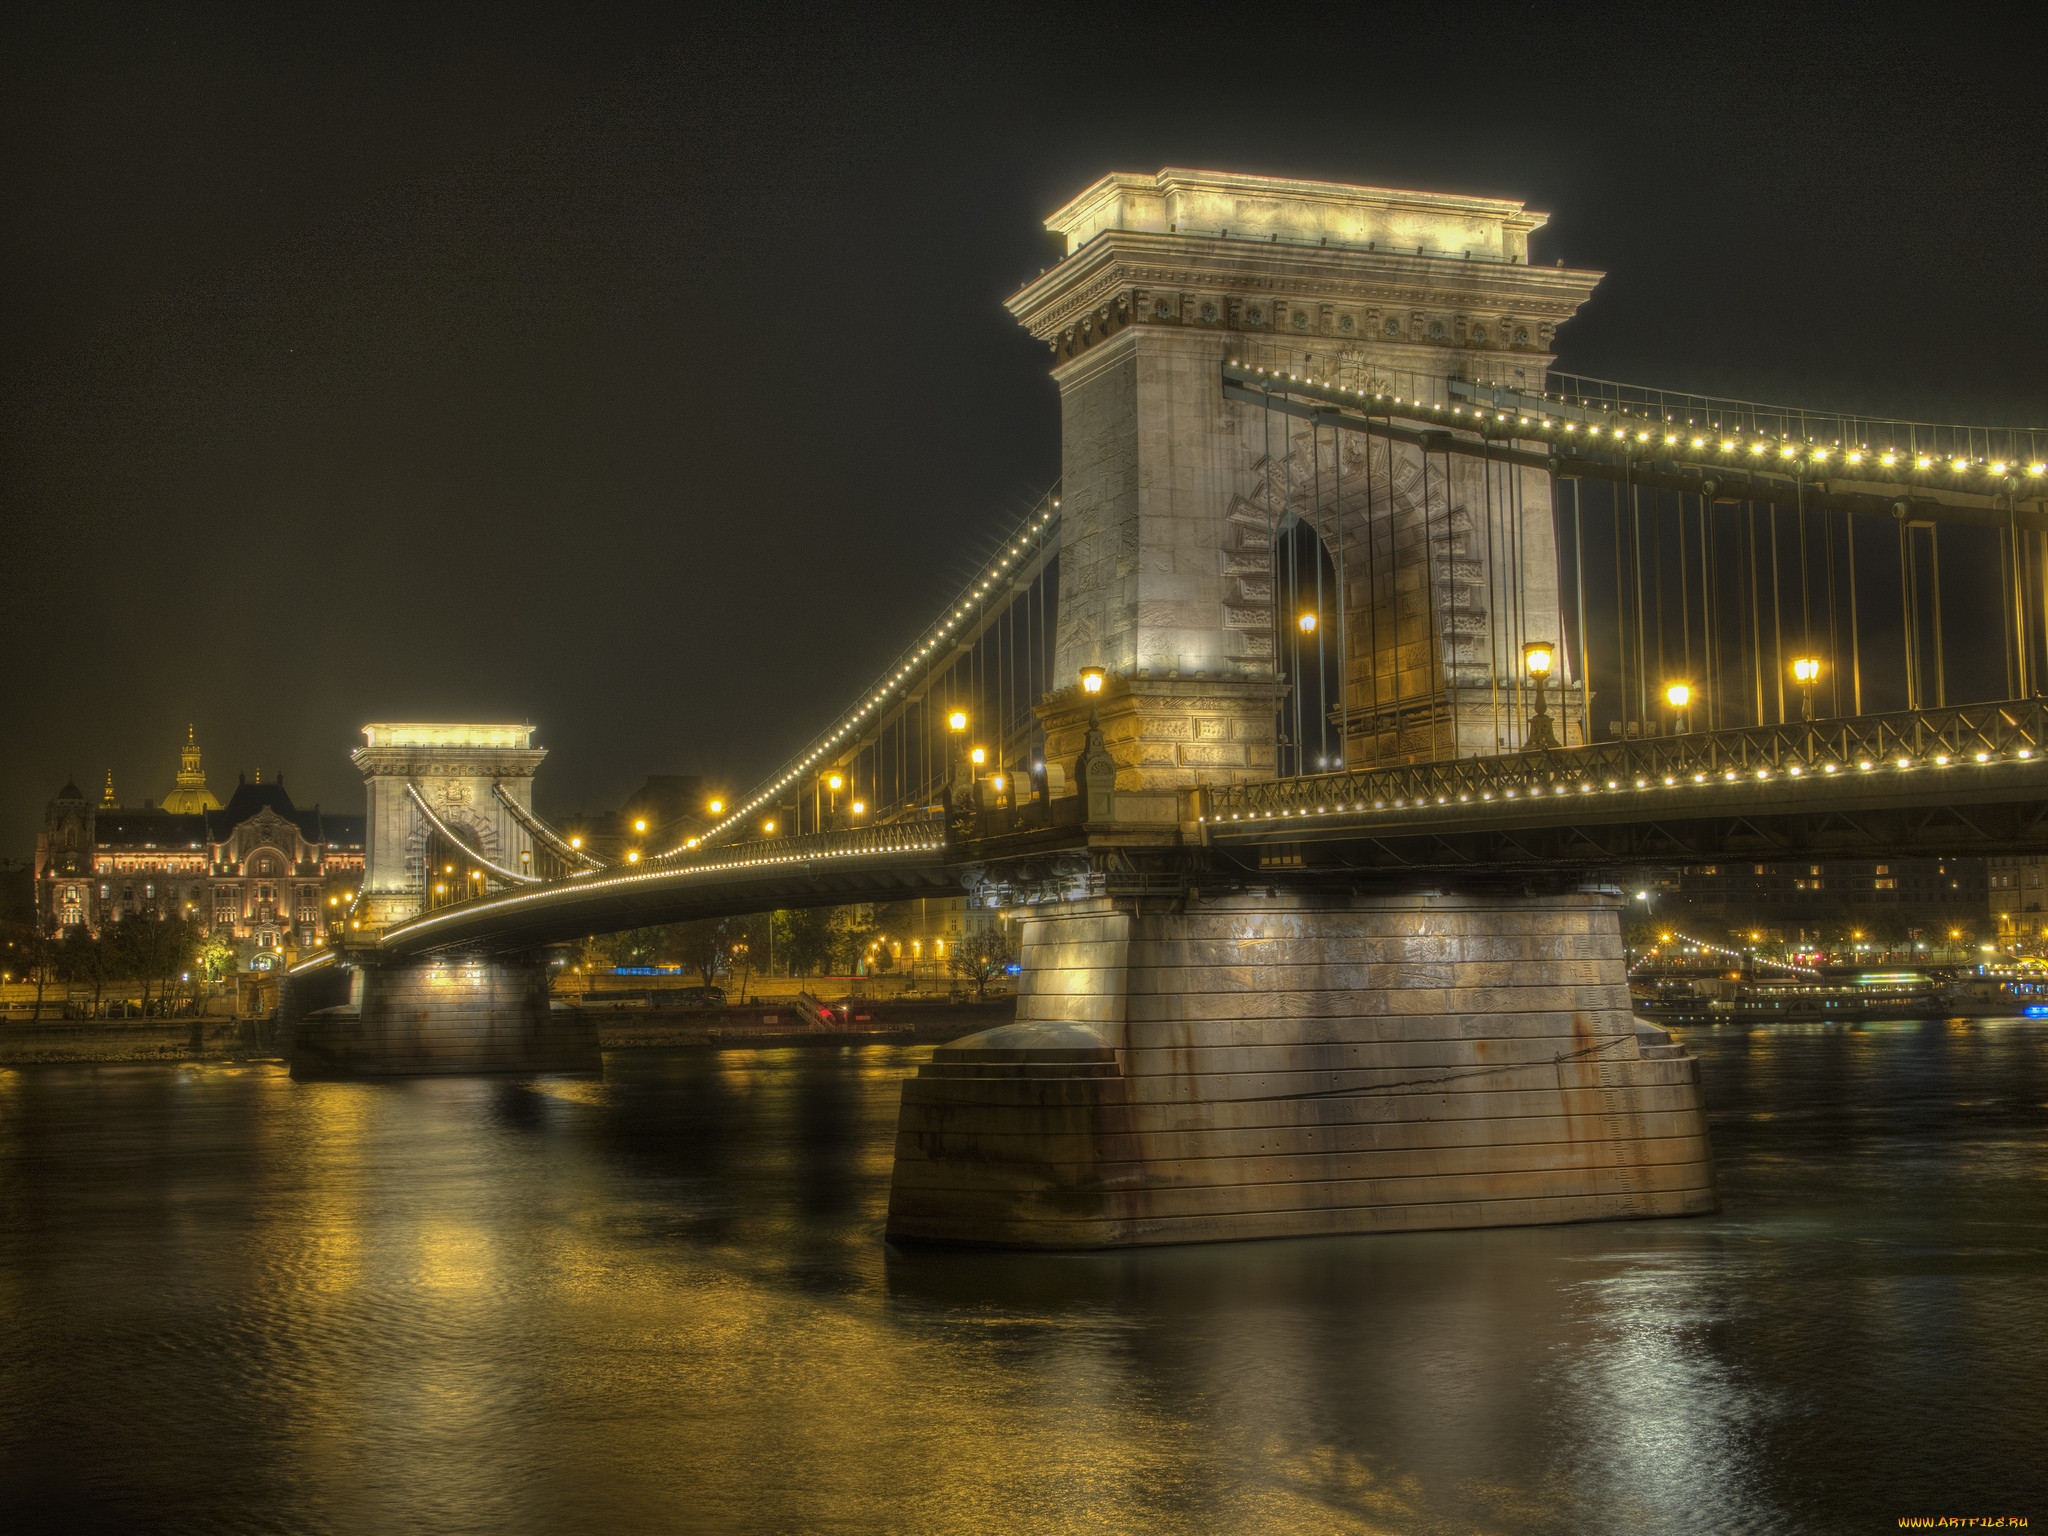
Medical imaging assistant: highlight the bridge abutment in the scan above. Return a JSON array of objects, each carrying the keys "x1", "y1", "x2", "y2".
[
  {"x1": 287, "y1": 950, "x2": 597, "y2": 1079},
  {"x1": 886, "y1": 885, "x2": 1714, "y2": 1248}
]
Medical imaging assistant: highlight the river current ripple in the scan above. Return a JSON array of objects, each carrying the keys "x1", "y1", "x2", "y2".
[{"x1": 2, "y1": 1019, "x2": 2045, "y2": 1534}]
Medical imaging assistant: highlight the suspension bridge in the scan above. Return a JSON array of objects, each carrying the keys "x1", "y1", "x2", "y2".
[{"x1": 292, "y1": 167, "x2": 2047, "y2": 1250}]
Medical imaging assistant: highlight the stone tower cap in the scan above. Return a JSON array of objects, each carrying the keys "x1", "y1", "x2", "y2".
[
  {"x1": 360, "y1": 723, "x2": 535, "y2": 749},
  {"x1": 1044, "y1": 167, "x2": 1549, "y2": 261}
]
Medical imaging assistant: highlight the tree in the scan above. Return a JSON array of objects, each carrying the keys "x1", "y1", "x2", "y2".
[
  {"x1": 193, "y1": 930, "x2": 237, "y2": 1013},
  {"x1": 671, "y1": 917, "x2": 732, "y2": 989},
  {"x1": 593, "y1": 927, "x2": 667, "y2": 969},
  {"x1": 947, "y1": 924, "x2": 1013, "y2": 1001},
  {"x1": 774, "y1": 907, "x2": 842, "y2": 980},
  {"x1": 724, "y1": 913, "x2": 771, "y2": 1003},
  {"x1": 6, "y1": 918, "x2": 62, "y2": 1022},
  {"x1": 62, "y1": 927, "x2": 121, "y2": 1018},
  {"x1": 120, "y1": 915, "x2": 198, "y2": 1016}
]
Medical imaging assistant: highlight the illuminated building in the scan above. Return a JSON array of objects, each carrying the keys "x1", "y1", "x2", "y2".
[
  {"x1": 33, "y1": 728, "x2": 364, "y2": 968},
  {"x1": 1987, "y1": 855, "x2": 2048, "y2": 943}
]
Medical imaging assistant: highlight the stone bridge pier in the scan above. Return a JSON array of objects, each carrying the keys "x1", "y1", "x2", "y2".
[
  {"x1": 887, "y1": 883, "x2": 1714, "y2": 1247},
  {"x1": 285, "y1": 949, "x2": 598, "y2": 1080}
]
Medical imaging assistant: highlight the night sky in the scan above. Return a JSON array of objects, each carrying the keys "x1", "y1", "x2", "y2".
[{"x1": 6, "y1": 4, "x2": 2045, "y2": 848}]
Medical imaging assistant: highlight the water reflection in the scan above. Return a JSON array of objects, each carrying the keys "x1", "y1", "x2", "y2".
[{"x1": 2, "y1": 1024, "x2": 2045, "y2": 1534}]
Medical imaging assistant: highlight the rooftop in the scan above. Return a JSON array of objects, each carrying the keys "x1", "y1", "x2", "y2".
[
  {"x1": 1044, "y1": 167, "x2": 1549, "y2": 262},
  {"x1": 360, "y1": 723, "x2": 535, "y2": 749}
]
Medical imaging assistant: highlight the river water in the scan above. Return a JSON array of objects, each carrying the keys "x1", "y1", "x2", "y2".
[{"x1": 2, "y1": 1021, "x2": 2044, "y2": 1535}]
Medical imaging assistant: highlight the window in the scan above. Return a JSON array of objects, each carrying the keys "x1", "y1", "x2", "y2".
[
  {"x1": 1809, "y1": 865, "x2": 1822, "y2": 877},
  {"x1": 1875, "y1": 878, "x2": 1896, "y2": 889},
  {"x1": 1754, "y1": 864, "x2": 1768, "y2": 876},
  {"x1": 1875, "y1": 864, "x2": 1890, "y2": 876}
]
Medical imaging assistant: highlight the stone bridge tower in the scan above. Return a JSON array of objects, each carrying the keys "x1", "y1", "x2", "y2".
[
  {"x1": 886, "y1": 172, "x2": 1712, "y2": 1250},
  {"x1": 352, "y1": 723, "x2": 546, "y2": 930},
  {"x1": 1006, "y1": 169, "x2": 1603, "y2": 810}
]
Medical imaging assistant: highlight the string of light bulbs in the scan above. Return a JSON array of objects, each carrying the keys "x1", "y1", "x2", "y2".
[
  {"x1": 674, "y1": 494, "x2": 1061, "y2": 856},
  {"x1": 1631, "y1": 930, "x2": 1823, "y2": 980},
  {"x1": 1232, "y1": 365, "x2": 2048, "y2": 477},
  {"x1": 1200, "y1": 736, "x2": 2041, "y2": 825}
]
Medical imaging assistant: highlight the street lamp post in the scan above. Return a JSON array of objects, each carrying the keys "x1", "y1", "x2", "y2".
[
  {"x1": 1792, "y1": 657, "x2": 1822, "y2": 722},
  {"x1": 1665, "y1": 682, "x2": 1693, "y2": 736},
  {"x1": 1522, "y1": 641, "x2": 1560, "y2": 750}
]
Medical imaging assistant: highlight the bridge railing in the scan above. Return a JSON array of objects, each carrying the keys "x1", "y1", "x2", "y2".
[
  {"x1": 1202, "y1": 699, "x2": 2048, "y2": 823},
  {"x1": 648, "y1": 812, "x2": 948, "y2": 873}
]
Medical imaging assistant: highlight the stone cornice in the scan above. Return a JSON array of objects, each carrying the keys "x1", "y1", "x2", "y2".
[
  {"x1": 1007, "y1": 230, "x2": 1601, "y2": 352},
  {"x1": 352, "y1": 747, "x2": 549, "y2": 778}
]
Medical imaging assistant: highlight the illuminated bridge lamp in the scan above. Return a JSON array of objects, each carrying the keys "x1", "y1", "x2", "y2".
[
  {"x1": 1792, "y1": 656, "x2": 1822, "y2": 721},
  {"x1": 948, "y1": 710, "x2": 968, "y2": 732},
  {"x1": 763, "y1": 820, "x2": 776, "y2": 835},
  {"x1": 1298, "y1": 612, "x2": 1317, "y2": 634},
  {"x1": 570, "y1": 836, "x2": 583, "y2": 849},
  {"x1": 708, "y1": 798, "x2": 723, "y2": 815},
  {"x1": 627, "y1": 851, "x2": 639, "y2": 863},
  {"x1": 827, "y1": 774, "x2": 842, "y2": 791},
  {"x1": 970, "y1": 747, "x2": 987, "y2": 767},
  {"x1": 633, "y1": 819, "x2": 646, "y2": 833},
  {"x1": 1522, "y1": 640, "x2": 1561, "y2": 751},
  {"x1": 1665, "y1": 681, "x2": 1693, "y2": 735},
  {"x1": 851, "y1": 801, "x2": 865, "y2": 815},
  {"x1": 1080, "y1": 666, "x2": 1106, "y2": 694}
]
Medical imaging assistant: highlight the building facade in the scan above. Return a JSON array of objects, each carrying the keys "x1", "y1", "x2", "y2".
[
  {"x1": 33, "y1": 730, "x2": 364, "y2": 968},
  {"x1": 1668, "y1": 856, "x2": 1989, "y2": 947},
  {"x1": 1988, "y1": 855, "x2": 2048, "y2": 943}
]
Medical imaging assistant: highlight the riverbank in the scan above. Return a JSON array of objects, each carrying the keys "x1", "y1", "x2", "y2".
[{"x1": 0, "y1": 997, "x2": 1016, "y2": 1065}]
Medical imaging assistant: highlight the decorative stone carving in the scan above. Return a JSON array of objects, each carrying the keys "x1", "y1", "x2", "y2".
[{"x1": 1076, "y1": 716, "x2": 1117, "y2": 823}]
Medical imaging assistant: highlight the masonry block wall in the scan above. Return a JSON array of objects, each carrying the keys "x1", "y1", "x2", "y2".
[{"x1": 888, "y1": 889, "x2": 1715, "y2": 1247}]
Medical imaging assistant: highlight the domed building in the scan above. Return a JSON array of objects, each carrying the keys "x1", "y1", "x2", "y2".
[
  {"x1": 158, "y1": 726, "x2": 224, "y2": 815},
  {"x1": 33, "y1": 728, "x2": 364, "y2": 969}
]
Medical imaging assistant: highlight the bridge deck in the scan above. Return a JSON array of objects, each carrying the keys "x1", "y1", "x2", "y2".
[{"x1": 1201, "y1": 699, "x2": 2048, "y2": 867}]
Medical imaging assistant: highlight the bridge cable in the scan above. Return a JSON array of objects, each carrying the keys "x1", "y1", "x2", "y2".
[
  {"x1": 1900, "y1": 515, "x2": 1919, "y2": 709},
  {"x1": 1654, "y1": 480, "x2": 1666, "y2": 726},
  {"x1": 1611, "y1": 476, "x2": 1628, "y2": 741},
  {"x1": 1747, "y1": 499, "x2": 1765, "y2": 727},
  {"x1": 1421, "y1": 444, "x2": 1441, "y2": 761},
  {"x1": 1931, "y1": 524, "x2": 1947, "y2": 706},
  {"x1": 1770, "y1": 504, "x2": 1786, "y2": 723},
  {"x1": 1631, "y1": 462, "x2": 1648, "y2": 729},
  {"x1": 1705, "y1": 487, "x2": 1720, "y2": 731},
  {"x1": 1334, "y1": 413, "x2": 1350, "y2": 766},
  {"x1": 1262, "y1": 385, "x2": 1280, "y2": 773},
  {"x1": 403, "y1": 782, "x2": 541, "y2": 887},
  {"x1": 490, "y1": 782, "x2": 601, "y2": 872},
  {"x1": 1318, "y1": 417, "x2": 1335, "y2": 770},
  {"x1": 1483, "y1": 430, "x2": 1500, "y2": 751},
  {"x1": 1363, "y1": 406, "x2": 1381, "y2": 745}
]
